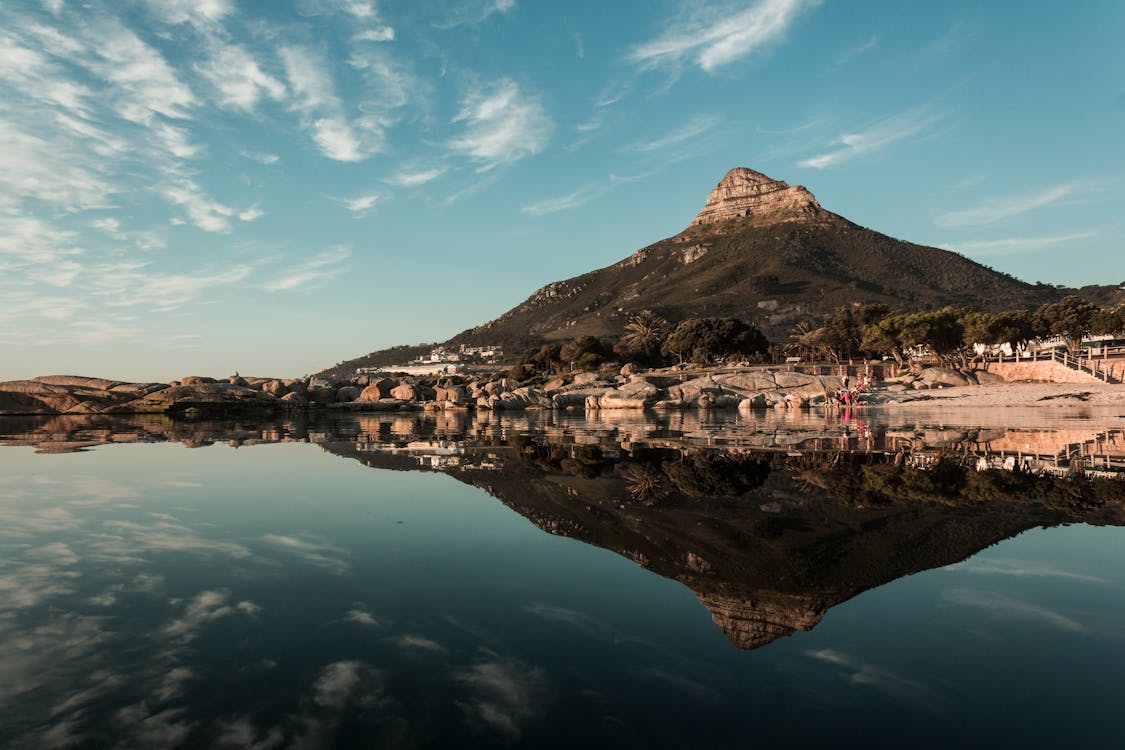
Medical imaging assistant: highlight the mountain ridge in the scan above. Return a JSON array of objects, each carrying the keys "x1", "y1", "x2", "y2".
[{"x1": 323, "y1": 167, "x2": 1121, "y2": 375}]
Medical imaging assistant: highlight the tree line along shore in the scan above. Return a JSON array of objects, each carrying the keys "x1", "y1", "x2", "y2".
[{"x1": 2, "y1": 296, "x2": 1121, "y2": 418}]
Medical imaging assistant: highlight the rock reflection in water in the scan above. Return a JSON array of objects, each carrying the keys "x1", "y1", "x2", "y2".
[{"x1": 4, "y1": 410, "x2": 1124, "y2": 652}]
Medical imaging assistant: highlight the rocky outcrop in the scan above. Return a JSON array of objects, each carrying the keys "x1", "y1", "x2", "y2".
[
  {"x1": 0, "y1": 367, "x2": 855, "y2": 416},
  {"x1": 695, "y1": 591, "x2": 828, "y2": 650},
  {"x1": 691, "y1": 167, "x2": 823, "y2": 227}
]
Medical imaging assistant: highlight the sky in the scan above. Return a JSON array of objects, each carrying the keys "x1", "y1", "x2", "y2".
[{"x1": 1, "y1": 0, "x2": 1122, "y2": 381}]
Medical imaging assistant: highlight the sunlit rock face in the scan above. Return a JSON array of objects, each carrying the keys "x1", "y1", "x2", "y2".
[
  {"x1": 691, "y1": 167, "x2": 823, "y2": 227},
  {"x1": 695, "y1": 591, "x2": 828, "y2": 649}
]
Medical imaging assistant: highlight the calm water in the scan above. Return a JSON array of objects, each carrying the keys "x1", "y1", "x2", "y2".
[{"x1": 2, "y1": 411, "x2": 1125, "y2": 748}]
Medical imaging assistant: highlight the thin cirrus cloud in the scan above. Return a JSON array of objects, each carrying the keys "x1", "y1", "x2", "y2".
[
  {"x1": 941, "y1": 588, "x2": 1086, "y2": 632},
  {"x1": 340, "y1": 192, "x2": 380, "y2": 216},
  {"x1": 934, "y1": 183, "x2": 1089, "y2": 228},
  {"x1": 433, "y1": 0, "x2": 517, "y2": 30},
  {"x1": 387, "y1": 167, "x2": 446, "y2": 188},
  {"x1": 938, "y1": 231, "x2": 1097, "y2": 257},
  {"x1": 195, "y1": 39, "x2": 287, "y2": 112},
  {"x1": 521, "y1": 183, "x2": 610, "y2": 216},
  {"x1": 824, "y1": 33, "x2": 878, "y2": 73},
  {"x1": 448, "y1": 78, "x2": 552, "y2": 170},
  {"x1": 280, "y1": 45, "x2": 383, "y2": 162},
  {"x1": 262, "y1": 248, "x2": 351, "y2": 293},
  {"x1": 797, "y1": 107, "x2": 945, "y2": 169},
  {"x1": 629, "y1": 0, "x2": 820, "y2": 73},
  {"x1": 161, "y1": 179, "x2": 239, "y2": 233},
  {"x1": 624, "y1": 114, "x2": 720, "y2": 154}
]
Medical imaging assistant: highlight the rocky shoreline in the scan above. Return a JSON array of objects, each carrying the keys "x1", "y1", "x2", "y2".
[{"x1": 1, "y1": 365, "x2": 1119, "y2": 417}]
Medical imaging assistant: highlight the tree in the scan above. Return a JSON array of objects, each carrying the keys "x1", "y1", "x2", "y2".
[
  {"x1": 821, "y1": 303, "x2": 890, "y2": 362},
  {"x1": 1033, "y1": 296, "x2": 1101, "y2": 354},
  {"x1": 784, "y1": 321, "x2": 831, "y2": 362},
  {"x1": 960, "y1": 310, "x2": 1034, "y2": 361},
  {"x1": 860, "y1": 313, "x2": 908, "y2": 365},
  {"x1": 898, "y1": 307, "x2": 965, "y2": 364},
  {"x1": 661, "y1": 317, "x2": 769, "y2": 365},
  {"x1": 559, "y1": 336, "x2": 608, "y2": 365},
  {"x1": 618, "y1": 310, "x2": 668, "y2": 362}
]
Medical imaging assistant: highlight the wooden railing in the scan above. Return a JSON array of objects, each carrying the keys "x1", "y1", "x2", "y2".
[{"x1": 988, "y1": 348, "x2": 1123, "y2": 384}]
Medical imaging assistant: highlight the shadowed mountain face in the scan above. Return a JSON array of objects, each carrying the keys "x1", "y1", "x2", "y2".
[
  {"x1": 442, "y1": 167, "x2": 1065, "y2": 350},
  {"x1": 5, "y1": 412, "x2": 1125, "y2": 650}
]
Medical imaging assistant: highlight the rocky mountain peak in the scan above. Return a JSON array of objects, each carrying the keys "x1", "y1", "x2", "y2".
[{"x1": 691, "y1": 167, "x2": 823, "y2": 227}]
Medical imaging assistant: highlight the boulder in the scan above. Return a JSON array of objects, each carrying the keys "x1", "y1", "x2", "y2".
[
  {"x1": 262, "y1": 380, "x2": 289, "y2": 397},
  {"x1": 307, "y1": 387, "x2": 336, "y2": 405},
  {"x1": 282, "y1": 379, "x2": 308, "y2": 395},
  {"x1": 601, "y1": 380, "x2": 661, "y2": 408},
  {"x1": 33, "y1": 375, "x2": 123, "y2": 390},
  {"x1": 714, "y1": 372, "x2": 777, "y2": 393},
  {"x1": 972, "y1": 369, "x2": 1007, "y2": 385},
  {"x1": 125, "y1": 383, "x2": 283, "y2": 413},
  {"x1": 543, "y1": 378, "x2": 567, "y2": 393},
  {"x1": 773, "y1": 372, "x2": 817, "y2": 389},
  {"x1": 390, "y1": 383, "x2": 418, "y2": 401},
  {"x1": 179, "y1": 376, "x2": 216, "y2": 385},
  {"x1": 738, "y1": 394, "x2": 768, "y2": 411},
  {"x1": 336, "y1": 385, "x2": 361, "y2": 402},
  {"x1": 434, "y1": 384, "x2": 466, "y2": 402},
  {"x1": 552, "y1": 393, "x2": 589, "y2": 409},
  {"x1": 921, "y1": 367, "x2": 971, "y2": 387}
]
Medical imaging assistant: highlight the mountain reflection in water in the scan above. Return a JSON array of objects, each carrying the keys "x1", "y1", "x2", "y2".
[{"x1": 4, "y1": 410, "x2": 1125, "y2": 654}]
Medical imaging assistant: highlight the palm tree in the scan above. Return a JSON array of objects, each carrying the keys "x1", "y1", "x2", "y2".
[
  {"x1": 784, "y1": 321, "x2": 829, "y2": 362},
  {"x1": 622, "y1": 310, "x2": 668, "y2": 358}
]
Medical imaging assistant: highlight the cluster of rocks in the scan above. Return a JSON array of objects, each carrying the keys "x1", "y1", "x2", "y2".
[
  {"x1": 878, "y1": 367, "x2": 1005, "y2": 394},
  {"x1": 0, "y1": 369, "x2": 855, "y2": 417}
]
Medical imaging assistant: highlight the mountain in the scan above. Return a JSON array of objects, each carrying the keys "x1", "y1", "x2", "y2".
[{"x1": 326, "y1": 167, "x2": 1115, "y2": 375}]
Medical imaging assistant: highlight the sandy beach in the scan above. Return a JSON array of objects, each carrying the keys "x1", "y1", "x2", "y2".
[{"x1": 880, "y1": 381, "x2": 1125, "y2": 409}]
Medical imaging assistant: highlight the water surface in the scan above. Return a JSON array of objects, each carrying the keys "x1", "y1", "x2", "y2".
[{"x1": 2, "y1": 411, "x2": 1124, "y2": 748}]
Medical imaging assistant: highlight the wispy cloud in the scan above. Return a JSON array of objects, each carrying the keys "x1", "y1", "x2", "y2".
[
  {"x1": 238, "y1": 204, "x2": 264, "y2": 222},
  {"x1": 521, "y1": 183, "x2": 609, "y2": 216},
  {"x1": 455, "y1": 654, "x2": 548, "y2": 741},
  {"x1": 76, "y1": 18, "x2": 197, "y2": 125},
  {"x1": 935, "y1": 183, "x2": 1090, "y2": 228},
  {"x1": 798, "y1": 107, "x2": 945, "y2": 169},
  {"x1": 139, "y1": 0, "x2": 234, "y2": 31},
  {"x1": 824, "y1": 33, "x2": 878, "y2": 73},
  {"x1": 340, "y1": 607, "x2": 381, "y2": 627},
  {"x1": 388, "y1": 167, "x2": 446, "y2": 187},
  {"x1": 339, "y1": 192, "x2": 380, "y2": 216},
  {"x1": 161, "y1": 179, "x2": 238, "y2": 233},
  {"x1": 262, "y1": 247, "x2": 351, "y2": 293},
  {"x1": 449, "y1": 79, "x2": 552, "y2": 170},
  {"x1": 806, "y1": 649, "x2": 946, "y2": 707},
  {"x1": 433, "y1": 0, "x2": 517, "y2": 30},
  {"x1": 196, "y1": 39, "x2": 286, "y2": 112},
  {"x1": 941, "y1": 588, "x2": 1086, "y2": 632},
  {"x1": 390, "y1": 634, "x2": 446, "y2": 652},
  {"x1": 944, "y1": 557, "x2": 1105, "y2": 582},
  {"x1": 629, "y1": 0, "x2": 819, "y2": 73},
  {"x1": 355, "y1": 27, "x2": 395, "y2": 42},
  {"x1": 624, "y1": 114, "x2": 720, "y2": 153},
  {"x1": 162, "y1": 589, "x2": 260, "y2": 642},
  {"x1": 280, "y1": 45, "x2": 384, "y2": 161},
  {"x1": 913, "y1": 19, "x2": 981, "y2": 70},
  {"x1": 88, "y1": 263, "x2": 254, "y2": 311},
  {"x1": 938, "y1": 231, "x2": 1097, "y2": 257}
]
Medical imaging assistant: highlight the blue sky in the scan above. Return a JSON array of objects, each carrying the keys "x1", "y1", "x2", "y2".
[{"x1": 1, "y1": 0, "x2": 1122, "y2": 381}]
